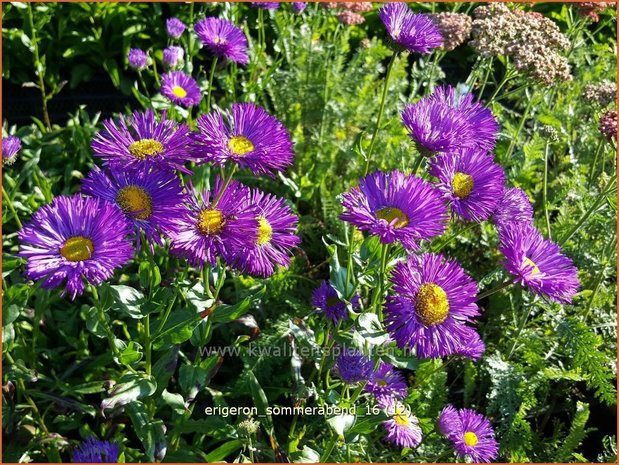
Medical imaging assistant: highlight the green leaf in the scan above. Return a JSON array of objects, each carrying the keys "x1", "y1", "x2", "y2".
[
  {"x1": 204, "y1": 440, "x2": 243, "y2": 462},
  {"x1": 326, "y1": 413, "x2": 355, "y2": 437},
  {"x1": 178, "y1": 355, "x2": 221, "y2": 400},
  {"x1": 245, "y1": 369, "x2": 273, "y2": 435},
  {"x1": 210, "y1": 294, "x2": 256, "y2": 324},
  {"x1": 116, "y1": 341, "x2": 143, "y2": 366},
  {"x1": 3, "y1": 304, "x2": 20, "y2": 326},
  {"x1": 152, "y1": 309, "x2": 202, "y2": 350},
  {"x1": 125, "y1": 401, "x2": 167, "y2": 461},
  {"x1": 108, "y1": 285, "x2": 148, "y2": 319},
  {"x1": 101, "y1": 373, "x2": 156, "y2": 411},
  {"x1": 161, "y1": 389, "x2": 186, "y2": 415},
  {"x1": 174, "y1": 417, "x2": 237, "y2": 440}
]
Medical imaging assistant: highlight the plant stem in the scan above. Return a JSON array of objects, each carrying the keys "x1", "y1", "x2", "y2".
[
  {"x1": 211, "y1": 165, "x2": 237, "y2": 207},
  {"x1": 588, "y1": 139, "x2": 604, "y2": 188},
  {"x1": 411, "y1": 153, "x2": 424, "y2": 175},
  {"x1": 559, "y1": 172, "x2": 617, "y2": 245},
  {"x1": 507, "y1": 304, "x2": 533, "y2": 359},
  {"x1": 431, "y1": 222, "x2": 477, "y2": 253},
  {"x1": 145, "y1": 314, "x2": 152, "y2": 376},
  {"x1": 27, "y1": 3, "x2": 51, "y2": 130},
  {"x1": 542, "y1": 142, "x2": 552, "y2": 240},
  {"x1": 476, "y1": 278, "x2": 515, "y2": 301},
  {"x1": 5, "y1": 352, "x2": 49, "y2": 434},
  {"x1": 320, "y1": 434, "x2": 339, "y2": 462},
  {"x1": 503, "y1": 90, "x2": 536, "y2": 160},
  {"x1": 2, "y1": 185, "x2": 23, "y2": 229},
  {"x1": 364, "y1": 53, "x2": 397, "y2": 175},
  {"x1": 371, "y1": 243, "x2": 390, "y2": 319},
  {"x1": 206, "y1": 56, "x2": 219, "y2": 111}
]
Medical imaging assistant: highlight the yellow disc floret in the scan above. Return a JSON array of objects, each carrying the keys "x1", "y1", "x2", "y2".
[
  {"x1": 198, "y1": 209, "x2": 225, "y2": 235},
  {"x1": 463, "y1": 431, "x2": 479, "y2": 447},
  {"x1": 228, "y1": 135, "x2": 255, "y2": 156},
  {"x1": 452, "y1": 172, "x2": 474, "y2": 199},
  {"x1": 128, "y1": 139, "x2": 165, "y2": 159},
  {"x1": 116, "y1": 185, "x2": 153, "y2": 220},
  {"x1": 256, "y1": 217, "x2": 273, "y2": 245},
  {"x1": 415, "y1": 283, "x2": 449, "y2": 326},
  {"x1": 172, "y1": 85, "x2": 187, "y2": 98},
  {"x1": 376, "y1": 207, "x2": 409, "y2": 229},
  {"x1": 60, "y1": 236, "x2": 94, "y2": 262}
]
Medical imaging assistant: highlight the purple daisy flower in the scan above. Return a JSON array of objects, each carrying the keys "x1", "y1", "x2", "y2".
[
  {"x1": 194, "y1": 103, "x2": 295, "y2": 177},
  {"x1": 127, "y1": 48, "x2": 148, "y2": 70},
  {"x1": 228, "y1": 188, "x2": 300, "y2": 277},
  {"x1": 429, "y1": 149, "x2": 505, "y2": 222},
  {"x1": 385, "y1": 253, "x2": 484, "y2": 360},
  {"x1": 492, "y1": 187, "x2": 534, "y2": 236},
  {"x1": 401, "y1": 96, "x2": 471, "y2": 156},
  {"x1": 364, "y1": 361, "x2": 408, "y2": 402},
  {"x1": 91, "y1": 109, "x2": 194, "y2": 174},
  {"x1": 378, "y1": 3, "x2": 443, "y2": 54},
  {"x1": 81, "y1": 165, "x2": 187, "y2": 247},
  {"x1": 453, "y1": 326, "x2": 486, "y2": 360},
  {"x1": 73, "y1": 437, "x2": 120, "y2": 463},
  {"x1": 3, "y1": 135, "x2": 22, "y2": 166},
  {"x1": 431, "y1": 86, "x2": 499, "y2": 152},
  {"x1": 252, "y1": 2, "x2": 280, "y2": 9},
  {"x1": 437, "y1": 404, "x2": 462, "y2": 437},
  {"x1": 333, "y1": 348, "x2": 374, "y2": 384},
  {"x1": 194, "y1": 17, "x2": 249, "y2": 65},
  {"x1": 382, "y1": 398, "x2": 423, "y2": 449},
  {"x1": 440, "y1": 406, "x2": 499, "y2": 463},
  {"x1": 162, "y1": 45, "x2": 185, "y2": 69},
  {"x1": 18, "y1": 195, "x2": 133, "y2": 299},
  {"x1": 292, "y1": 2, "x2": 307, "y2": 13},
  {"x1": 402, "y1": 85, "x2": 498, "y2": 156},
  {"x1": 166, "y1": 17, "x2": 186, "y2": 39},
  {"x1": 340, "y1": 170, "x2": 448, "y2": 250},
  {"x1": 160, "y1": 71, "x2": 201, "y2": 108},
  {"x1": 499, "y1": 223, "x2": 580, "y2": 304},
  {"x1": 167, "y1": 177, "x2": 258, "y2": 267},
  {"x1": 311, "y1": 281, "x2": 360, "y2": 324}
]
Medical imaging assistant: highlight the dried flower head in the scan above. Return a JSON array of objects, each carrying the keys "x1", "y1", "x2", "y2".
[
  {"x1": 576, "y1": 2, "x2": 614, "y2": 22},
  {"x1": 429, "y1": 13, "x2": 472, "y2": 51},
  {"x1": 599, "y1": 110, "x2": 617, "y2": 142},
  {"x1": 469, "y1": 4, "x2": 571, "y2": 85},
  {"x1": 583, "y1": 80, "x2": 617, "y2": 108},
  {"x1": 337, "y1": 10, "x2": 365, "y2": 26}
]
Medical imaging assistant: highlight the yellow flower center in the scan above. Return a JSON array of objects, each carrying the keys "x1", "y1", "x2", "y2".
[
  {"x1": 415, "y1": 283, "x2": 449, "y2": 326},
  {"x1": 60, "y1": 236, "x2": 94, "y2": 262},
  {"x1": 116, "y1": 185, "x2": 153, "y2": 220},
  {"x1": 394, "y1": 405, "x2": 410, "y2": 426},
  {"x1": 452, "y1": 172, "x2": 474, "y2": 199},
  {"x1": 376, "y1": 207, "x2": 409, "y2": 229},
  {"x1": 523, "y1": 257, "x2": 541, "y2": 276},
  {"x1": 128, "y1": 139, "x2": 165, "y2": 160},
  {"x1": 463, "y1": 431, "x2": 479, "y2": 447},
  {"x1": 377, "y1": 379, "x2": 387, "y2": 387},
  {"x1": 256, "y1": 217, "x2": 273, "y2": 245},
  {"x1": 172, "y1": 85, "x2": 187, "y2": 98},
  {"x1": 228, "y1": 135, "x2": 255, "y2": 156},
  {"x1": 213, "y1": 36, "x2": 226, "y2": 44},
  {"x1": 197, "y1": 209, "x2": 224, "y2": 235}
]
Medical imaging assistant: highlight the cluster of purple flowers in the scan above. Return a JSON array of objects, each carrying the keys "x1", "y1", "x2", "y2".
[
  {"x1": 19, "y1": 99, "x2": 300, "y2": 297},
  {"x1": 126, "y1": 15, "x2": 249, "y2": 108},
  {"x1": 310, "y1": 5, "x2": 581, "y2": 456}
]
